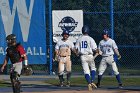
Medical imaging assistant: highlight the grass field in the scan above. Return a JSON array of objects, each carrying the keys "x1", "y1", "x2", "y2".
[
  {"x1": 44, "y1": 76, "x2": 140, "y2": 87},
  {"x1": 0, "y1": 80, "x2": 10, "y2": 87},
  {"x1": 0, "y1": 76, "x2": 140, "y2": 87}
]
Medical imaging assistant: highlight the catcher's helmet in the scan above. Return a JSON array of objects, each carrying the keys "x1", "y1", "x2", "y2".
[
  {"x1": 22, "y1": 66, "x2": 33, "y2": 76},
  {"x1": 6, "y1": 34, "x2": 16, "y2": 45},
  {"x1": 102, "y1": 29, "x2": 110, "y2": 36},
  {"x1": 61, "y1": 30, "x2": 69, "y2": 36},
  {"x1": 82, "y1": 25, "x2": 89, "y2": 34}
]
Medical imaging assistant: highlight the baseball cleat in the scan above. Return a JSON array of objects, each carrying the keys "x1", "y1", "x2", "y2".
[
  {"x1": 118, "y1": 83, "x2": 123, "y2": 89},
  {"x1": 91, "y1": 83, "x2": 97, "y2": 88},
  {"x1": 66, "y1": 81, "x2": 70, "y2": 87},
  {"x1": 60, "y1": 82, "x2": 64, "y2": 87},
  {"x1": 96, "y1": 83, "x2": 101, "y2": 88},
  {"x1": 88, "y1": 84, "x2": 92, "y2": 91}
]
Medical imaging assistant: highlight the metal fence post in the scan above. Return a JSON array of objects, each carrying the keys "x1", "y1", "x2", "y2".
[
  {"x1": 49, "y1": 0, "x2": 52, "y2": 75},
  {"x1": 110, "y1": 0, "x2": 114, "y2": 39}
]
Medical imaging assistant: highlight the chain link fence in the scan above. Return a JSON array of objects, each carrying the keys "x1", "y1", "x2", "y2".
[
  {"x1": 1, "y1": 0, "x2": 139, "y2": 76},
  {"x1": 47, "y1": 0, "x2": 140, "y2": 76}
]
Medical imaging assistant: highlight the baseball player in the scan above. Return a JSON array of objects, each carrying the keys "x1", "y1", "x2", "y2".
[
  {"x1": 54, "y1": 30, "x2": 75, "y2": 87},
  {"x1": 96, "y1": 29, "x2": 123, "y2": 88},
  {"x1": 75, "y1": 25, "x2": 98, "y2": 91},
  {"x1": 1, "y1": 34, "x2": 28, "y2": 93}
]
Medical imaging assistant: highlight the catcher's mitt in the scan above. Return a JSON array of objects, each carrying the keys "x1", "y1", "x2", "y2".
[{"x1": 22, "y1": 65, "x2": 33, "y2": 76}]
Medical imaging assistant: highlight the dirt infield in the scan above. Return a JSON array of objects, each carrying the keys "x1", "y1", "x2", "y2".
[
  {"x1": 1, "y1": 90, "x2": 140, "y2": 93},
  {"x1": 0, "y1": 85, "x2": 140, "y2": 93},
  {"x1": 45, "y1": 90, "x2": 140, "y2": 93},
  {"x1": 0, "y1": 75, "x2": 140, "y2": 93},
  {"x1": 25, "y1": 90, "x2": 139, "y2": 93}
]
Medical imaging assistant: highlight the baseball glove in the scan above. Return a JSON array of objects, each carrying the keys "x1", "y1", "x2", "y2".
[
  {"x1": 22, "y1": 65, "x2": 33, "y2": 76},
  {"x1": 117, "y1": 55, "x2": 121, "y2": 60},
  {"x1": 54, "y1": 55, "x2": 59, "y2": 62}
]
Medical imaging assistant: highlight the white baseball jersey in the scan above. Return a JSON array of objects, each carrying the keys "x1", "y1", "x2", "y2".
[
  {"x1": 55, "y1": 39, "x2": 74, "y2": 56},
  {"x1": 98, "y1": 38, "x2": 118, "y2": 56},
  {"x1": 75, "y1": 35, "x2": 97, "y2": 74},
  {"x1": 75, "y1": 35, "x2": 97, "y2": 55},
  {"x1": 98, "y1": 38, "x2": 120, "y2": 75}
]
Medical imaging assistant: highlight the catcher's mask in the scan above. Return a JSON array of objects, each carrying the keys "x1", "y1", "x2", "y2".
[
  {"x1": 6, "y1": 34, "x2": 16, "y2": 46},
  {"x1": 22, "y1": 66, "x2": 33, "y2": 76}
]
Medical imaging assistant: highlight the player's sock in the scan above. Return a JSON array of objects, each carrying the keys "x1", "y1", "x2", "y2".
[
  {"x1": 67, "y1": 72, "x2": 71, "y2": 82},
  {"x1": 116, "y1": 74, "x2": 122, "y2": 84},
  {"x1": 91, "y1": 70, "x2": 96, "y2": 82},
  {"x1": 85, "y1": 74, "x2": 91, "y2": 84},
  {"x1": 58, "y1": 75, "x2": 64, "y2": 82},
  {"x1": 97, "y1": 75, "x2": 102, "y2": 84}
]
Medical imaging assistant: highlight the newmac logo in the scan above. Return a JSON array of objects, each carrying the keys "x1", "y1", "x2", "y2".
[{"x1": 58, "y1": 16, "x2": 78, "y2": 32}]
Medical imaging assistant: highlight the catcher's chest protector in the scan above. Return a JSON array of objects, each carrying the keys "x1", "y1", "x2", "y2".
[{"x1": 7, "y1": 45, "x2": 21, "y2": 64}]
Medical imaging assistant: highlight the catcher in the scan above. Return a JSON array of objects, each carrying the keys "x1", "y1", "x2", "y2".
[
  {"x1": 1, "y1": 34, "x2": 32, "y2": 93},
  {"x1": 54, "y1": 30, "x2": 75, "y2": 87}
]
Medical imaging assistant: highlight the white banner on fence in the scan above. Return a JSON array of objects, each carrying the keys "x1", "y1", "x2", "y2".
[{"x1": 52, "y1": 10, "x2": 83, "y2": 43}]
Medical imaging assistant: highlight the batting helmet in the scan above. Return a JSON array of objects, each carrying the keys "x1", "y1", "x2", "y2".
[
  {"x1": 82, "y1": 25, "x2": 89, "y2": 34},
  {"x1": 61, "y1": 30, "x2": 69, "y2": 36},
  {"x1": 102, "y1": 29, "x2": 110, "y2": 36}
]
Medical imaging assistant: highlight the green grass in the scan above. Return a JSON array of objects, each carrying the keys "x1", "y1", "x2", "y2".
[
  {"x1": 44, "y1": 76, "x2": 140, "y2": 87},
  {"x1": 0, "y1": 80, "x2": 11, "y2": 87},
  {"x1": 119, "y1": 68, "x2": 140, "y2": 74},
  {"x1": 0, "y1": 76, "x2": 140, "y2": 87}
]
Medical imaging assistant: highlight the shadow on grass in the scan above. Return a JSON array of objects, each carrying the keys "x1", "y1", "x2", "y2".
[
  {"x1": 0, "y1": 82, "x2": 11, "y2": 87},
  {"x1": 21, "y1": 83, "x2": 87, "y2": 91}
]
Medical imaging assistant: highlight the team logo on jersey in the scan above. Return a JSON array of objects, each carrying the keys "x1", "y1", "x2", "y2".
[{"x1": 58, "y1": 16, "x2": 78, "y2": 32}]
